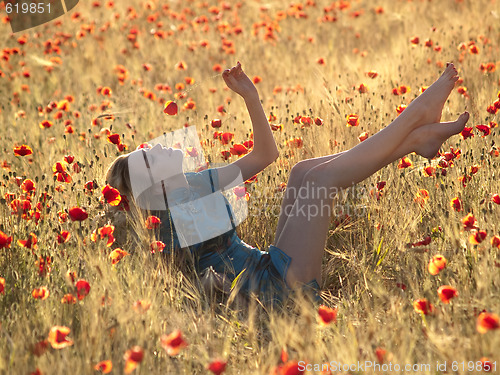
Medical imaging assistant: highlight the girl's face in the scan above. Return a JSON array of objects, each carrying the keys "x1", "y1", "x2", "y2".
[{"x1": 127, "y1": 143, "x2": 185, "y2": 199}]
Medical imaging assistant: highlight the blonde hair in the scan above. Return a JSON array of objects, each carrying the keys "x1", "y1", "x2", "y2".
[{"x1": 102, "y1": 153, "x2": 152, "y2": 251}]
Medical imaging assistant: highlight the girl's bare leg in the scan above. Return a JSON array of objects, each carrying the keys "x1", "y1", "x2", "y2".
[
  {"x1": 274, "y1": 63, "x2": 459, "y2": 245},
  {"x1": 273, "y1": 64, "x2": 465, "y2": 287},
  {"x1": 274, "y1": 152, "x2": 346, "y2": 242},
  {"x1": 277, "y1": 113, "x2": 469, "y2": 288}
]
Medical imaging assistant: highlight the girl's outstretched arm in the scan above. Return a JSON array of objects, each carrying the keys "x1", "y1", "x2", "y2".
[
  {"x1": 216, "y1": 62, "x2": 279, "y2": 190},
  {"x1": 222, "y1": 62, "x2": 279, "y2": 159}
]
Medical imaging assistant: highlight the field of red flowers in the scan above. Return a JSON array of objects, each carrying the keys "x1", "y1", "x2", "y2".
[{"x1": 0, "y1": 0, "x2": 499, "y2": 374}]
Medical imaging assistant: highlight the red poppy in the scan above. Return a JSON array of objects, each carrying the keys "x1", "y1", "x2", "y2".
[
  {"x1": 480, "y1": 358, "x2": 493, "y2": 372},
  {"x1": 117, "y1": 194, "x2": 130, "y2": 211},
  {"x1": 94, "y1": 360, "x2": 112, "y2": 374},
  {"x1": 32, "y1": 286, "x2": 50, "y2": 300},
  {"x1": 476, "y1": 124, "x2": 491, "y2": 137},
  {"x1": 398, "y1": 157, "x2": 413, "y2": 169},
  {"x1": 0, "y1": 230, "x2": 12, "y2": 249},
  {"x1": 346, "y1": 114, "x2": 359, "y2": 127},
  {"x1": 318, "y1": 305, "x2": 338, "y2": 325},
  {"x1": 316, "y1": 57, "x2": 325, "y2": 65},
  {"x1": 469, "y1": 229, "x2": 487, "y2": 244},
  {"x1": 184, "y1": 98, "x2": 196, "y2": 110},
  {"x1": 56, "y1": 171, "x2": 72, "y2": 183},
  {"x1": 175, "y1": 61, "x2": 187, "y2": 70},
  {"x1": 84, "y1": 181, "x2": 95, "y2": 193},
  {"x1": 358, "y1": 83, "x2": 368, "y2": 93},
  {"x1": 410, "y1": 36, "x2": 419, "y2": 44},
  {"x1": 145, "y1": 215, "x2": 161, "y2": 229},
  {"x1": 375, "y1": 181, "x2": 386, "y2": 191},
  {"x1": 47, "y1": 326, "x2": 73, "y2": 349},
  {"x1": 75, "y1": 279, "x2": 91, "y2": 300},
  {"x1": 161, "y1": 329, "x2": 188, "y2": 356},
  {"x1": 407, "y1": 236, "x2": 431, "y2": 248},
  {"x1": 211, "y1": 119, "x2": 222, "y2": 128},
  {"x1": 230, "y1": 144, "x2": 248, "y2": 156},
  {"x1": 300, "y1": 116, "x2": 312, "y2": 128},
  {"x1": 491, "y1": 235, "x2": 500, "y2": 249},
  {"x1": 61, "y1": 294, "x2": 77, "y2": 304},
  {"x1": 428, "y1": 254, "x2": 447, "y2": 275},
  {"x1": 414, "y1": 189, "x2": 429, "y2": 207},
  {"x1": 58, "y1": 209, "x2": 68, "y2": 223},
  {"x1": 109, "y1": 248, "x2": 130, "y2": 265},
  {"x1": 461, "y1": 213, "x2": 478, "y2": 231},
  {"x1": 219, "y1": 132, "x2": 234, "y2": 145},
  {"x1": 450, "y1": 197, "x2": 462, "y2": 212},
  {"x1": 243, "y1": 140, "x2": 253, "y2": 149},
  {"x1": 0, "y1": 277, "x2": 5, "y2": 294},
  {"x1": 375, "y1": 347, "x2": 387, "y2": 363},
  {"x1": 18, "y1": 232, "x2": 38, "y2": 249},
  {"x1": 102, "y1": 185, "x2": 121, "y2": 206},
  {"x1": 366, "y1": 70, "x2": 379, "y2": 78},
  {"x1": 150, "y1": 240, "x2": 166, "y2": 253},
  {"x1": 252, "y1": 76, "x2": 262, "y2": 84},
  {"x1": 437, "y1": 285, "x2": 458, "y2": 304},
  {"x1": 72, "y1": 162, "x2": 82, "y2": 173},
  {"x1": 358, "y1": 131, "x2": 369, "y2": 142},
  {"x1": 460, "y1": 127, "x2": 474, "y2": 139},
  {"x1": 492, "y1": 194, "x2": 500, "y2": 205},
  {"x1": 207, "y1": 359, "x2": 227, "y2": 375},
  {"x1": 52, "y1": 161, "x2": 68, "y2": 173},
  {"x1": 221, "y1": 150, "x2": 231, "y2": 160},
  {"x1": 393, "y1": 85, "x2": 411, "y2": 95},
  {"x1": 314, "y1": 117, "x2": 324, "y2": 126},
  {"x1": 396, "y1": 104, "x2": 407, "y2": 114},
  {"x1": 469, "y1": 45, "x2": 479, "y2": 54},
  {"x1": 68, "y1": 206, "x2": 88, "y2": 221},
  {"x1": 274, "y1": 360, "x2": 304, "y2": 375},
  {"x1": 91, "y1": 225, "x2": 115, "y2": 247},
  {"x1": 423, "y1": 166, "x2": 435, "y2": 176},
  {"x1": 163, "y1": 100, "x2": 178, "y2": 115},
  {"x1": 476, "y1": 312, "x2": 499, "y2": 334},
  {"x1": 286, "y1": 138, "x2": 303, "y2": 148},
  {"x1": 413, "y1": 298, "x2": 434, "y2": 315},
  {"x1": 107, "y1": 133, "x2": 121, "y2": 145},
  {"x1": 39, "y1": 120, "x2": 53, "y2": 129},
  {"x1": 14, "y1": 144, "x2": 33, "y2": 156},
  {"x1": 35, "y1": 256, "x2": 51, "y2": 277},
  {"x1": 124, "y1": 346, "x2": 144, "y2": 374}
]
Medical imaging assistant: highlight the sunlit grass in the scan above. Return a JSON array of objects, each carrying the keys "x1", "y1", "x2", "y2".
[{"x1": 0, "y1": 0, "x2": 499, "y2": 374}]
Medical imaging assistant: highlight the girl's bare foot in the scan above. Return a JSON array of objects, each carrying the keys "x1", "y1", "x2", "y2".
[
  {"x1": 413, "y1": 112, "x2": 469, "y2": 159},
  {"x1": 401, "y1": 63, "x2": 459, "y2": 128}
]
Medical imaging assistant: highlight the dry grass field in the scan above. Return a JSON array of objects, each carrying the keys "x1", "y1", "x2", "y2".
[{"x1": 0, "y1": 0, "x2": 499, "y2": 374}]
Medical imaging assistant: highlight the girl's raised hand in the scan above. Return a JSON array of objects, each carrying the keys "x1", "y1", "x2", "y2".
[{"x1": 222, "y1": 62, "x2": 258, "y2": 99}]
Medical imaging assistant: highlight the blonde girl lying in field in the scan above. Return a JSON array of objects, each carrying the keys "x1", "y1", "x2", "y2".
[{"x1": 102, "y1": 62, "x2": 469, "y2": 306}]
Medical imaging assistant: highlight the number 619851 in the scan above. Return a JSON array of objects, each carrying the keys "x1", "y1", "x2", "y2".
[{"x1": 5, "y1": 2, "x2": 51, "y2": 14}]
